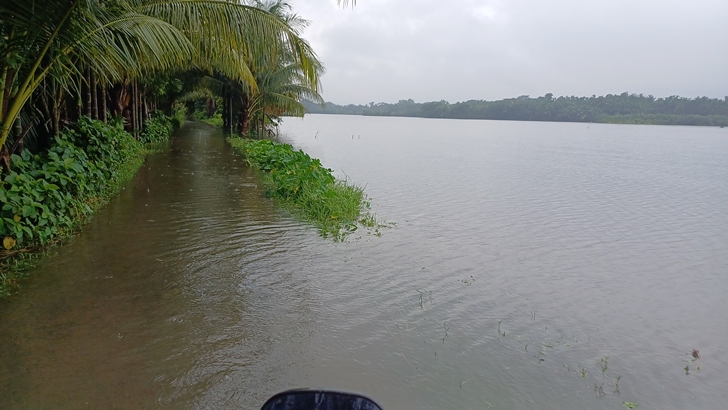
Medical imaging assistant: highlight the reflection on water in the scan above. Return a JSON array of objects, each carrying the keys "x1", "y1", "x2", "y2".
[{"x1": 1, "y1": 118, "x2": 727, "y2": 409}]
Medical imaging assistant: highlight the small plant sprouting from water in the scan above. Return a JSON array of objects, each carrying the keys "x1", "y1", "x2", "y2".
[
  {"x1": 623, "y1": 402, "x2": 638, "y2": 409},
  {"x1": 613, "y1": 375, "x2": 622, "y2": 395},
  {"x1": 485, "y1": 313, "x2": 633, "y2": 405},
  {"x1": 442, "y1": 322, "x2": 450, "y2": 343},
  {"x1": 587, "y1": 356, "x2": 625, "y2": 400},
  {"x1": 599, "y1": 356, "x2": 609, "y2": 376},
  {"x1": 497, "y1": 320, "x2": 506, "y2": 337},
  {"x1": 416, "y1": 289, "x2": 432, "y2": 309},
  {"x1": 593, "y1": 356, "x2": 609, "y2": 397},
  {"x1": 458, "y1": 275, "x2": 475, "y2": 285}
]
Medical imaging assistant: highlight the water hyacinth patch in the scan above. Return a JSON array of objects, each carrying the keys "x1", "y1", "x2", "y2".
[{"x1": 228, "y1": 138, "x2": 378, "y2": 240}]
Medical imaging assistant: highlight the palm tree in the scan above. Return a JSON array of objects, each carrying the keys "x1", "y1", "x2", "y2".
[
  {"x1": 0, "y1": 0, "x2": 322, "y2": 167},
  {"x1": 241, "y1": 0, "x2": 324, "y2": 135},
  {"x1": 247, "y1": 62, "x2": 324, "y2": 136},
  {"x1": 174, "y1": 0, "x2": 325, "y2": 136},
  {"x1": 1, "y1": 1, "x2": 187, "y2": 150},
  {"x1": 246, "y1": 0, "x2": 309, "y2": 34}
]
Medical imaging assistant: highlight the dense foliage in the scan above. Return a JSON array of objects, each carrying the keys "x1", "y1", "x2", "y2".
[
  {"x1": 1, "y1": 118, "x2": 143, "y2": 248},
  {"x1": 179, "y1": 1, "x2": 324, "y2": 137},
  {"x1": 228, "y1": 138, "x2": 375, "y2": 239},
  {"x1": 1, "y1": 118, "x2": 146, "y2": 296},
  {"x1": 303, "y1": 93, "x2": 728, "y2": 126},
  {"x1": 0, "y1": 0, "x2": 323, "y2": 168},
  {"x1": 0, "y1": 0, "x2": 337, "y2": 296},
  {"x1": 140, "y1": 111, "x2": 175, "y2": 144}
]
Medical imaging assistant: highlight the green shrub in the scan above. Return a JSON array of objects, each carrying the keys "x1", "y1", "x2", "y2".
[
  {"x1": 140, "y1": 111, "x2": 174, "y2": 143},
  {"x1": 1, "y1": 141, "x2": 91, "y2": 246},
  {"x1": 201, "y1": 113, "x2": 223, "y2": 127},
  {"x1": 192, "y1": 109, "x2": 208, "y2": 121},
  {"x1": 1, "y1": 118, "x2": 144, "y2": 248},
  {"x1": 229, "y1": 138, "x2": 377, "y2": 239},
  {"x1": 172, "y1": 102, "x2": 186, "y2": 128}
]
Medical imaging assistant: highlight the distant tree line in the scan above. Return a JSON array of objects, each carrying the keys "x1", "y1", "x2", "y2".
[{"x1": 303, "y1": 93, "x2": 728, "y2": 126}]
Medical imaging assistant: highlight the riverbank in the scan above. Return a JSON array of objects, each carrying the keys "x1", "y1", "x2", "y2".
[
  {"x1": 302, "y1": 94, "x2": 728, "y2": 127},
  {"x1": 0, "y1": 115, "x2": 176, "y2": 299}
]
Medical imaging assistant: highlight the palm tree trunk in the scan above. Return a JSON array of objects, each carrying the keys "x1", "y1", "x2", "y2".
[
  {"x1": 229, "y1": 94, "x2": 234, "y2": 135},
  {"x1": 143, "y1": 97, "x2": 149, "y2": 123},
  {"x1": 77, "y1": 73, "x2": 83, "y2": 120},
  {"x1": 53, "y1": 85, "x2": 62, "y2": 136},
  {"x1": 91, "y1": 72, "x2": 98, "y2": 120},
  {"x1": 130, "y1": 81, "x2": 135, "y2": 133},
  {"x1": 132, "y1": 79, "x2": 139, "y2": 135},
  {"x1": 240, "y1": 94, "x2": 250, "y2": 135},
  {"x1": 241, "y1": 109, "x2": 250, "y2": 135},
  {"x1": 137, "y1": 82, "x2": 143, "y2": 132},
  {"x1": 85, "y1": 67, "x2": 92, "y2": 118},
  {"x1": 222, "y1": 90, "x2": 228, "y2": 130},
  {"x1": 101, "y1": 86, "x2": 107, "y2": 123},
  {"x1": 13, "y1": 117, "x2": 23, "y2": 153}
]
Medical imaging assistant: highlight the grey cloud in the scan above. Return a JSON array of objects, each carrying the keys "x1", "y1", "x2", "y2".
[{"x1": 295, "y1": 0, "x2": 728, "y2": 104}]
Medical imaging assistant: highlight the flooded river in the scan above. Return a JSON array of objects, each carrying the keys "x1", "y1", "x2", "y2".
[{"x1": 1, "y1": 117, "x2": 726, "y2": 409}]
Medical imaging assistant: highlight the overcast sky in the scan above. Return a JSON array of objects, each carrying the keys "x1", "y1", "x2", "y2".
[{"x1": 291, "y1": 0, "x2": 728, "y2": 105}]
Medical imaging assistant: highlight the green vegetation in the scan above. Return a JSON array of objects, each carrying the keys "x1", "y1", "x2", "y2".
[
  {"x1": 1, "y1": 0, "x2": 324, "y2": 170},
  {"x1": 303, "y1": 93, "x2": 728, "y2": 126},
  {"x1": 140, "y1": 111, "x2": 175, "y2": 144},
  {"x1": 1, "y1": 118, "x2": 147, "y2": 297},
  {"x1": 201, "y1": 114, "x2": 224, "y2": 128},
  {"x1": 228, "y1": 138, "x2": 377, "y2": 240},
  {"x1": 178, "y1": 1, "x2": 324, "y2": 138},
  {"x1": 0, "y1": 0, "x2": 341, "y2": 297}
]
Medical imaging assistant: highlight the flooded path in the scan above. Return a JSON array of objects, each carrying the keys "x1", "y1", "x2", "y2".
[
  {"x1": 0, "y1": 123, "x2": 326, "y2": 408},
  {"x1": 1, "y1": 118, "x2": 727, "y2": 409}
]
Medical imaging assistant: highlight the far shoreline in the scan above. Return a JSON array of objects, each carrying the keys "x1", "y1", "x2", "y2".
[{"x1": 302, "y1": 93, "x2": 728, "y2": 127}]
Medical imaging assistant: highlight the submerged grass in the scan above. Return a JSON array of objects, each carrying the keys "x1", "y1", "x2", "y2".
[{"x1": 228, "y1": 137, "x2": 381, "y2": 240}]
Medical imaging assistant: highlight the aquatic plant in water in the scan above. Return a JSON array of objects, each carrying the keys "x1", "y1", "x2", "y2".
[{"x1": 228, "y1": 138, "x2": 381, "y2": 240}]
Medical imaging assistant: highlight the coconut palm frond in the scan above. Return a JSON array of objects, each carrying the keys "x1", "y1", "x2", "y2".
[
  {"x1": 134, "y1": 0, "x2": 322, "y2": 92},
  {"x1": 0, "y1": 0, "x2": 326, "y2": 149},
  {"x1": 0, "y1": 0, "x2": 195, "y2": 147}
]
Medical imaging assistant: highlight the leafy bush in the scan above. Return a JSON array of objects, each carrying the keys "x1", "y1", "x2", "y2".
[
  {"x1": 201, "y1": 113, "x2": 223, "y2": 127},
  {"x1": 140, "y1": 111, "x2": 174, "y2": 143},
  {"x1": 192, "y1": 109, "x2": 208, "y2": 121},
  {"x1": 229, "y1": 138, "x2": 377, "y2": 239},
  {"x1": 1, "y1": 118, "x2": 144, "y2": 248},
  {"x1": 172, "y1": 103, "x2": 186, "y2": 128}
]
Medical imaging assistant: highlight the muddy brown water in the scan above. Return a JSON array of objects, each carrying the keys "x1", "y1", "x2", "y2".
[{"x1": 1, "y1": 117, "x2": 727, "y2": 409}]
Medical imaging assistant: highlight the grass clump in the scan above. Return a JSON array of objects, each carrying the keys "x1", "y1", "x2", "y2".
[{"x1": 228, "y1": 138, "x2": 378, "y2": 239}]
